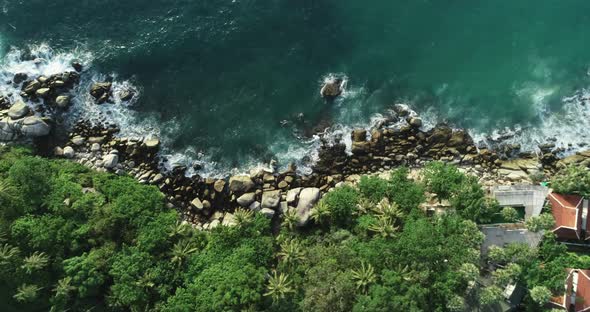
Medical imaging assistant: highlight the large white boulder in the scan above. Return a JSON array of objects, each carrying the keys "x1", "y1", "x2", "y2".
[{"x1": 296, "y1": 188, "x2": 321, "y2": 226}]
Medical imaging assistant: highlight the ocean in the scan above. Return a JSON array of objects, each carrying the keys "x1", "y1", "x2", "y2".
[{"x1": 2, "y1": 1, "x2": 590, "y2": 176}]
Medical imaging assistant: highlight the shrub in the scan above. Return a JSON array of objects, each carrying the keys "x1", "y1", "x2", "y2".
[
  {"x1": 358, "y1": 176, "x2": 390, "y2": 203},
  {"x1": 422, "y1": 161, "x2": 465, "y2": 201},
  {"x1": 321, "y1": 186, "x2": 360, "y2": 228},
  {"x1": 387, "y1": 167, "x2": 425, "y2": 213},
  {"x1": 551, "y1": 165, "x2": 590, "y2": 196}
]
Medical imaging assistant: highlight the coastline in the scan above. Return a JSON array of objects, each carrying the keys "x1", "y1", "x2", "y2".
[{"x1": 0, "y1": 66, "x2": 584, "y2": 229}]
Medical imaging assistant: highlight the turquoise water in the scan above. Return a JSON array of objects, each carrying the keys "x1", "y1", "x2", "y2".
[{"x1": 2, "y1": 1, "x2": 590, "y2": 173}]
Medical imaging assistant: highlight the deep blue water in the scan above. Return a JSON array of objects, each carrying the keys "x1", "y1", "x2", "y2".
[{"x1": 3, "y1": 1, "x2": 590, "y2": 173}]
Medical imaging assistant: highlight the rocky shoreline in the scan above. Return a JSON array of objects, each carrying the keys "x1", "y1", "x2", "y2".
[{"x1": 1, "y1": 67, "x2": 585, "y2": 230}]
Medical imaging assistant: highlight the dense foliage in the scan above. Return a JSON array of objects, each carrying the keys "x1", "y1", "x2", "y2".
[
  {"x1": 0, "y1": 147, "x2": 581, "y2": 312},
  {"x1": 551, "y1": 165, "x2": 590, "y2": 196}
]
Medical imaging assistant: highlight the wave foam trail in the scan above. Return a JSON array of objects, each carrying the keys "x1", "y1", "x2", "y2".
[
  {"x1": 0, "y1": 43, "x2": 161, "y2": 140},
  {"x1": 471, "y1": 84, "x2": 590, "y2": 156}
]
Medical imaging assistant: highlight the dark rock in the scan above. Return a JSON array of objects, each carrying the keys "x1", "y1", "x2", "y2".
[{"x1": 13, "y1": 73, "x2": 28, "y2": 84}]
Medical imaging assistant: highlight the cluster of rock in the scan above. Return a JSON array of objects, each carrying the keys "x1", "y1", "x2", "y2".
[
  {"x1": 45, "y1": 101, "x2": 575, "y2": 230},
  {"x1": 4, "y1": 69, "x2": 586, "y2": 230},
  {"x1": 0, "y1": 68, "x2": 81, "y2": 142}
]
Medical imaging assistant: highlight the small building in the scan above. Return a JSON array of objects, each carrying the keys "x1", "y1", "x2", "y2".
[
  {"x1": 550, "y1": 269, "x2": 590, "y2": 312},
  {"x1": 548, "y1": 193, "x2": 590, "y2": 241},
  {"x1": 491, "y1": 185, "x2": 549, "y2": 219}
]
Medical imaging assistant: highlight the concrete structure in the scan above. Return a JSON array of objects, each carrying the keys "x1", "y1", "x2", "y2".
[
  {"x1": 480, "y1": 224, "x2": 543, "y2": 257},
  {"x1": 491, "y1": 185, "x2": 549, "y2": 219}
]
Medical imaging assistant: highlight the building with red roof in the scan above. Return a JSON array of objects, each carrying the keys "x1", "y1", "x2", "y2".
[
  {"x1": 550, "y1": 269, "x2": 590, "y2": 312},
  {"x1": 548, "y1": 193, "x2": 590, "y2": 241}
]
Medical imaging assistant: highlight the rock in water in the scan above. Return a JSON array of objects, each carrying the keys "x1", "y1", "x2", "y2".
[
  {"x1": 35, "y1": 88, "x2": 51, "y2": 98},
  {"x1": 90, "y1": 82, "x2": 112, "y2": 103},
  {"x1": 23, "y1": 80, "x2": 41, "y2": 94},
  {"x1": 55, "y1": 95, "x2": 71, "y2": 108},
  {"x1": 296, "y1": 188, "x2": 321, "y2": 226},
  {"x1": 13, "y1": 73, "x2": 28, "y2": 84},
  {"x1": 7, "y1": 100, "x2": 29, "y2": 119},
  {"x1": 144, "y1": 138, "x2": 160, "y2": 149},
  {"x1": 408, "y1": 117, "x2": 423, "y2": 128},
  {"x1": 120, "y1": 89, "x2": 134, "y2": 101},
  {"x1": 21, "y1": 117, "x2": 51, "y2": 137}
]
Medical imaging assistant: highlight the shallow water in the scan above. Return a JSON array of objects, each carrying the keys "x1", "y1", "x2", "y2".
[{"x1": 2, "y1": 1, "x2": 590, "y2": 174}]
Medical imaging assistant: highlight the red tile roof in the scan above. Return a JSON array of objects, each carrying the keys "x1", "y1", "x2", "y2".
[
  {"x1": 549, "y1": 193, "x2": 583, "y2": 240},
  {"x1": 550, "y1": 269, "x2": 590, "y2": 312}
]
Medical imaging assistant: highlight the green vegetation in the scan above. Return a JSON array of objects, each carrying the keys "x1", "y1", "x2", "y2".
[
  {"x1": 0, "y1": 147, "x2": 583, "y2": 312},
  {"x1": 551, "y1": 165, "x2": 590, "y2": 196}
]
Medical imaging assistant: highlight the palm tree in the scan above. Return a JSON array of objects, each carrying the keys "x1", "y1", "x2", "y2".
[
  {"x1": 170, "y1": 239, "x2": 198, "y2": 267},
  {"x1": 53, "y1": 277, "x2": 75, "y2": 299},
  {"x1": 310, "y1": 201, "x2": 331, "y2": 225},
  {"x1": 0, "y1": 243, "x2": 19, "y2": 266},
  {"x1": 277, "y1": 239, "x2": 305, "y2": 267},
  {"x1": 135, "y1": 271, "x2": 156, "y2": 289},
  {"x1": 14, "y1": 283, "x2": 41, "y2": 303},
  {"x1": 351, "y1": 262, "x2": 376, "y2": 294},
  {"x1": 264, "y1": 271, "x2": 294, "y2": 302},
  {"x1": 374, "y1": 198, "x2": 403, "y2": 221},
  {"x1": 281, "y1": 209, "x2": 299, "y2": 231},
  {"x1": 233, "y1": 208, "x2": 254, "y2": 226},
  {"x1": 168, "y1": 220, "x2": 191, "y2": 238},
  {"x1": 21, "y1": 251, "x2": 49, "y2": 274},
  {"x1": 0, "y1": 179, "x2": 16, "y2": 202},
  {"x1": 368, "y1": 215, "x2": 399, "y2": 238}
]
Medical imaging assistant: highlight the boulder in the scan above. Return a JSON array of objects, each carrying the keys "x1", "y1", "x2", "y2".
[
  {"x1": 55, "y1": 95, "x2": 71, "y2": 108},
  {"x1": 91, "y1": 143, "x2": 101, "y2": 152},
  {"x1": 260, "y1": 208, "x2": 276, "y2": 219},
  {"x1": 286, "y1": 187, "x2": 302, "y2": 204},
  {"x1": 296, "y1": 188, "x2": 321, "y2": 226},
  {"x1": 408, "y1": 117, "x2": 422, "y2": 128},
  {"x1": 13, "y1": 73, "x2": 28, "y2": 84},
  {"x1": 72, "y1": 62, "x2": 83, "y2": 72},
  {"x1": 144, "y1": 137, "x2": 160, "y2": 149},
  {"x1": 120, "y1": 89, "x2": 134, "y2": 101},
  {"x1": 393, "y1": 103, "x2": 410, "y2": 117},
  {"x1": 237, "y1": 192, "x2": 256, "y2": 207},
  {"x1": 102, "y1": 154, "x2": 119, "y2": 169},
  {"x1": 20, "y1": 116, "x2": 51, "y2": 137},
  {"x1": 213, "y1": 179, "x2": 226, "y2": 193},
  {"x1": 23, "y1": 80, "x2": 41, "y2": 94},
  {"x1": 63, "y1": 146, "x2": 75, "y2": 158},
  {"x1": 249, "y1": 201, "x2": 261, "y2": 212},
  {"x1": 229, "y1": 175, "x2": 255, "y2": 193},
  {"x1": 90, "y1": 82, "x2": 112, "y2": 100},
  {"x1": 8, "y1": 100, "x2": 29, "y2": 119},
  {"x1": 352, "y1": 129, "x2": 367, "y2": 142},
  {"x1": 261, "y1": 190, "x2": 281, "y2": 209},
  {"x1": 0, "y1": 118, "x2": 18, "y2": 141},
  {"x1": 35, "y1": 88, "x2": 51, "y2": 97},
  {"x1": 427, "y1": 125, "x2": 453, "y2": 145},
  {"x1": 191, "y1": 197, "x2": 204, "y2": 210},
  {"x1": 71, "y1": 136, "x2": 85, "y2": 146}
]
